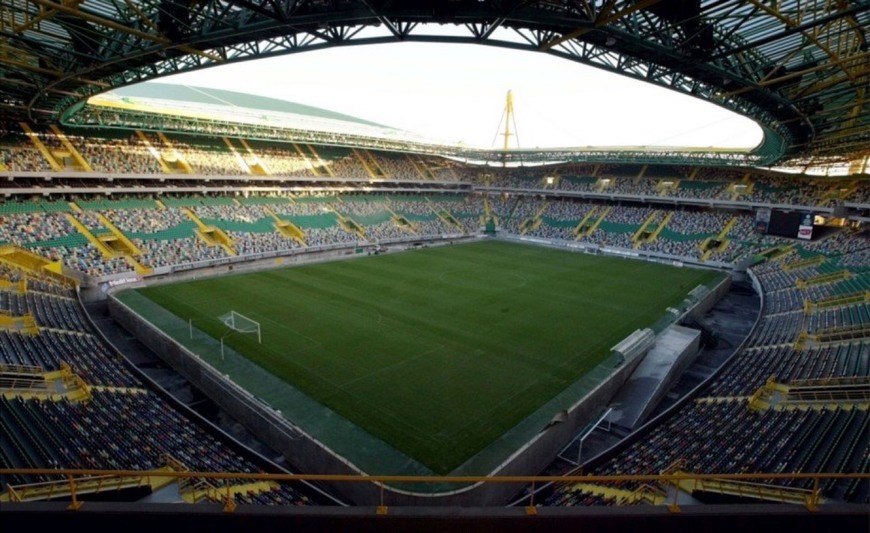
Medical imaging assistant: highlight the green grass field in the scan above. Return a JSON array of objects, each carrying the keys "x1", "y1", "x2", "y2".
[{"x1": 134, "y1": 240, "x2": 721, "y2": 474}]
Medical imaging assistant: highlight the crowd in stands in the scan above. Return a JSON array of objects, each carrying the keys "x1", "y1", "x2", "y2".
[
  {"x1": 3, "y1": 127, "x2": 868, "y2": 210},
  {"x1": 0, "y1": 262, "x2": 318, "y2": 504},
  {"x1": 1, "y1": 196, "x2": 868, "y2": 509},
  {"x1": 544, "y1": 233, "x2": 870, "y2": 507},
  {"x1": 69, "y1": 135, "x2": 165, "y2": 174}
]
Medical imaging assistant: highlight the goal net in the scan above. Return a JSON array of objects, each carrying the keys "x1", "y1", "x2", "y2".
[{"x1": 218, "y1": 310, "x2": 261, "y2": 343}]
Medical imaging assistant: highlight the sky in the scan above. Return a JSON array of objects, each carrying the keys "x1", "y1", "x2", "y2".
[{"x1": 155, "y1": 40, "x2": 764, "y2": 151}]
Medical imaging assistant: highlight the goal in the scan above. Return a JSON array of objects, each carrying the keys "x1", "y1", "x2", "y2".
[
  {"x1": 219, "y1": 310, "x2": 262, "y2": 343},
  {"x1": 217, "y1": 310, "x2": 261, "y2": 359}
]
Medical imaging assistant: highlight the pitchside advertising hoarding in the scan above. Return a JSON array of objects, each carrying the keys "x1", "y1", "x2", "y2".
[{"x1": 757, "y1": 208, "x2": 814, "y2": 240}]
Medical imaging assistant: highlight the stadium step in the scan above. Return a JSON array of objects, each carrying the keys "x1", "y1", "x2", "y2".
[
  {"x1": 667, "y1": 470, "x2": 823, "y2": 508},
  {"x1": 222, "y1": 137, "x2": 257, "y2": 175},
  {"x1": 156, "y1": 132, "x2": 195, "y2": 173},
  {"x1": 180, "y1": 479, "x2": 280, "y2": 505},
  {"x1": 235, "y1": 138, "x2": 271, "y2": 175},
  {"x1": 0, "y1": 245, "x2": 70, "y2": 283},
  {"x1": 266, "y1": 208, "x2": 308, "y2": 245},
  {"x1": 796, "y1": 270, "x2": 852, "y2": 289},
  {"x1": 750, "y1": 376, "x2": 870, "y2": 411},
  {"x1": 0, "y1": 362, "x2": 95, "y2": 402},
  {"x1": 135, "y1": 131, "x2": 174, "y2": 173},
  {"x1": 49, "y1": 124, "x2": 93, "y2": 172},
  {"x1": 183, "y1": 208, "x2": 238, "y2": 254},
  {"x1": 427, "y1": 200, "x2": 464, "y2": 233},
  {"x1": 64, "y1": 213, "x2": 119, "y2": 260},
  {"x1": 700, "y1": 218, "x2": 737, "y2": 261},
  {"x1": 0, "y1": 312, "x2": 39, "y2": 335},
  {"x1": 804, "y1": 291, "x2": 870, "y2": 314},
  {"x1": 96, "y1": 213, "x2": 144, "y2": 256},
  {"x1": 405, "y1": 155, "x2": 431, "y2": 180},
  {"x1": 0, "y1": 278, "x2": 27, "y2": 293},
  {"x1": 1, "y1": 466, "x2": 178, "y2": 504},
  {"x1": 385, "y1": 205, "x2": 417, "y2": 234},
  {"x1": 18, "y1": 122, "x2": 63, "y2": 171},
  {"x1": 783, "y1": 254, "x2": 826, "y2": 272},
  {"x1": 560, "y1": 482, "x2": 666, "y2": 506},
  {"x1": 573, "y1": 206, "x2": 598, "y2": 238},
  {"x1": 353, "y1": 148, "x2": 389, "y2": 179}
]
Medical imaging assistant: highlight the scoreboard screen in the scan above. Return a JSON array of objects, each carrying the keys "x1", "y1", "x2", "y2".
[{"x1": 761, "y1": 209, "x2": 814, "y2": 240}]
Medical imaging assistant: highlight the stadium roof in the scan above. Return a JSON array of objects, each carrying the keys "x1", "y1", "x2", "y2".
[
  {"x1": 2, "y1": 1, "x2": 868, "y2": 166},
  {"x1": 105, "y1": 82, "x2": 391, "y2": 128}
]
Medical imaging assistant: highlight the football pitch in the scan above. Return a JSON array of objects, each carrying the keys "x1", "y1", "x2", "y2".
[{"x1": 130, "y1": 240, "x2": 722, "y2": 474}]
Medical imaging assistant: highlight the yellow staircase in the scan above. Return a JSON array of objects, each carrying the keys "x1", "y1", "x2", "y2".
[
  {"x1": 183, "y1": 208, "x2": 236, "y2": 255},
  {"x1": 407, "y1": 155, "x2": 435, "y2": 180},
  {"x1": 265, "y1": 207, "x2": 307, "y2": 245},
  {"x1": 594, "y1": 176, "x2": 613, "y2": 192},
  {"x1": 668, "y1": 471, "x2": 823, "y2": 508},
  {"x1": 1, "y1": 453, "x2": 179, "y2": 504},
  {"x1": 560, "y1": 482, "x2": 665, "y2": 506},
  {"x1": 795, "y1": 270, "x2": 851, "y2": 289},
  {"x1": 0, "y1": 362, "x2": 96, "y2": 402},
  {"x1": 783, "y1": 254, "x2": 826, "y2": 272},
  {"x1": 156, "y1": 132, "x2": 194, "y2": 173},
  {"x1": 353, "y1": 148, "x2": 388, "y2": 180},
  {"x1": 19, "y1": 123, "x2": 63, "y2": 171},
  {"x1": 700, "y1": 216, "x2": 739, "y2": 261},
  {"x1": 749, "y1": 376, "x2": 869, "y2": 411},
  {"x1": 0, "y1": 245, "x2": 70, "y2": 282},
  {"x1": 49, "y1": 125, "x2": 93, "y2": 171},
  {"x1": 64, "y1": 214, "x2": 115, "y2": 259},
  {"x1": 656, "y1": 179, "x2": 679, "y2": 196},
  {"x1": 384, "y1": 204, "x2": 417, "y2": 234},
  {"x1": 135, "y1": 130, "x2": 174, "y2": 173},
  {"x1": 306, "y1": 144, "x2": 334, "y2": 177},
  {"x1": 427, "y1": 199, "x2": 464, "y2": 233},
  {"x1": 573, "y1": 207, "x2": 598, "y2": 238},
  {"x1": 633, "y1": 210, "x2": 672, "y2": 247},
  {"x1": 331, "y1": 209, "x2": 367, "y2": 240},
  {"x1": 804, "y1": 291, "x2": 870, "y2": 314},
  {"x1": 237, "y1": 138, "x2": 270, "y2": 175},
  {"x1": 222, "y1": 137, "x2": 254, "y2": 175},
  {"x1": 576, "y1": 206, "x2": 611, "y2": 239},
  {"x1": 0, "y1": 312, "x2": 39, "y2": 335}
]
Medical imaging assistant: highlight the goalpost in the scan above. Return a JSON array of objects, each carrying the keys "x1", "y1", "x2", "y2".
[{"x1": 217, "y1": 310, "x2": 261, "y2": 359}]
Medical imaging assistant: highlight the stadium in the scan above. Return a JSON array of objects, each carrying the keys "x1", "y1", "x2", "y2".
[{"x1": 0, "y1": 1, "x2": 869, "y2": 531}]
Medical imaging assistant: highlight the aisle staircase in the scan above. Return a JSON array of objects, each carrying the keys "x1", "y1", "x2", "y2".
[
  {"x1": 265, "y1": 207, "x2": 307, "y2": 245},
  {"x1": 183, "y1": 208, "x2": 237, "y2": 255}
]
